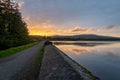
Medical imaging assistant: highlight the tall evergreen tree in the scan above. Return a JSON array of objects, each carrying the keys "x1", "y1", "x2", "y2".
[{"x1": 0, "y1": 0, "x2": 29, "y2": 50}]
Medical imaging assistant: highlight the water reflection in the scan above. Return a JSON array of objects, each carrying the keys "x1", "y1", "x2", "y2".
[
  {"x1": 53, "y1": 41, "x2": 112, "y2": 47},
  {"x1": 54, "y1": 41, "x2": 120, "y2": 80}
]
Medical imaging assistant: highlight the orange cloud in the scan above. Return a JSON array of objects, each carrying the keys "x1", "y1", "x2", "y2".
[
  {"x1": 57, "y1": 45, "x2": 93, "y2": 56},
  {"x1": 71, "y1": 27, "x2": 91, "y2": 32},
  {"x1": 66, "y1": 26, "x2": 93, "y2": 35},
  {"x1": 28, "y1": 25, "x2": 95, "y2": 36},
  {"x1": 29, "y1": 29, "x2": 55, "y2": 36},
  {"x1": 28, "y1": 22, "x2": 60, "y2": 36},
  {"x1": 27, "y1": 21, "x2": 120, "y2": 37}
]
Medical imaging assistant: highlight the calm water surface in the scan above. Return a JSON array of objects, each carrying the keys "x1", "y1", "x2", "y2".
[{"x1": 53, "y1": 41, "x2": 120, "y2": 80}]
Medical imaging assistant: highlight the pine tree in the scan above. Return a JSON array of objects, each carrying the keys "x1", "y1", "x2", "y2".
[{"x1": 0, "y1": 0, "x2": 29, "y2": 50}]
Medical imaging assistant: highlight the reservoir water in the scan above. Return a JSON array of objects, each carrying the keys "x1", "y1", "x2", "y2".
[{"x1": 53, "y1": 41, "x2": 120, "y2": 80}]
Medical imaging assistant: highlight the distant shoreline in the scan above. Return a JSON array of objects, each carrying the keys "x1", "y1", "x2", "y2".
[
  {"x1": 50, "y1": 39, "x2": 120, "y2": 41},
  {"x1": 29, "y1": 34, "x2": 120, "y2": 41}
]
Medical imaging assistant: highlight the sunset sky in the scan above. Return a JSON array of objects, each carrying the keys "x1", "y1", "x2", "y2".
[{"x1": 17, "y1": 0, "x2": 120, "y2": 37}]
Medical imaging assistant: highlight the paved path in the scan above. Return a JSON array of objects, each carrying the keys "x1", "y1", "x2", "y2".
[
  {"x1": 38, "y1": 44, "x2": 82, "y2": 80},
  {"x1": 0, "y1": 41, "x2": 44, "y2": 80}
]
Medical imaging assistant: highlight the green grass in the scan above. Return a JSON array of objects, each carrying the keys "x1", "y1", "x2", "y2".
[
  {"x1": 0, "y1": 42, "x2": 39, "y2": 59},
  {"x1": 34, "y1": 45, "x2": 45, "y2": 79},
  {"x1": 35, "y1": 46, "x2": 45, "y2": 65}
]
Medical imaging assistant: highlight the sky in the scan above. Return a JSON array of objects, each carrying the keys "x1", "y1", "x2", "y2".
[{"x1": 17, "y1": 0, "x2": 120, "y2": 37}]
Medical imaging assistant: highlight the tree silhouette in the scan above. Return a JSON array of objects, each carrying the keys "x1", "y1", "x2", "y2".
[{"x1": 0, "y1": 0, "x2": 29, "y2": 50}]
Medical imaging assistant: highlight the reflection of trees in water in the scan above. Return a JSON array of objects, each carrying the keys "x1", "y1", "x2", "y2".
[{"x1": 54, "y1": 42, "x2": 112, "y2": 47}]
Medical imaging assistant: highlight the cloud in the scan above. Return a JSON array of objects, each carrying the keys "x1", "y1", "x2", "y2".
[
  {"x1": 28, "y1": 23, "x2": 120, "y2": 37},
  {"x1": 15, "y1": 0, "x2": 24, "y2": 9},
  {"x1": 28, "y1": 20, "x2": 57, "y2": 30},
  {"x1": 69, "y1": 26, "x2": 92, "y2": 33},
  {"x1": 28, "y1": 25, "x2": 95, "y2": 36},
  {"x1": 105, "y1": 25, "x2": 119, "y2": 30},
  {"x1": 24, "y1": 16, "x2": 30, "y2": 21}
]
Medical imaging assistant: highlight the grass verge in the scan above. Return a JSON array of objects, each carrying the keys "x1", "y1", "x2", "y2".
[
  {"x1": 34, "y1": 45, "x2": 45, "y2": 79},
  {"x1": 0, "y1": 42, "x2": 39, "y2": 59}
]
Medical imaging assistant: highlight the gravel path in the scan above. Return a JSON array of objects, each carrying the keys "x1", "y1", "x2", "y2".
[
  {"x1": 0, "y1": 41, "x2": 44, "y2": 80},
  {"x1": 38, "y1": 44, "x2": 82, "y2": 80}
]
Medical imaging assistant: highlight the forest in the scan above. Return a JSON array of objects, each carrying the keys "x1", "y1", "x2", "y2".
[{"x1": 0, "y1": 0, "x2": 29, "y2": 50}]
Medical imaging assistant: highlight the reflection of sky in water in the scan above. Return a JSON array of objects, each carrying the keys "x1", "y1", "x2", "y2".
[{"x1": 55, "y1": 41, "x2": 120, "y2": 80}]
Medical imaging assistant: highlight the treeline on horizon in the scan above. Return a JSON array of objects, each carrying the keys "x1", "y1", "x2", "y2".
[
  {"x1": 0, "y1": 0, "x2": 30, "y2": 50},
  {"x1": 49, "y1": 38, "x2": 120, "y2": 41},
  {"x1": 29, "y1": 35, "x2": 120, "y2": 41}
]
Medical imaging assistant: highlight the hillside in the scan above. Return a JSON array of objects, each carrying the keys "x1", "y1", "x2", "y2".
[{"x1": 50, "y1": 34, "x2": 120, "y2": 41}]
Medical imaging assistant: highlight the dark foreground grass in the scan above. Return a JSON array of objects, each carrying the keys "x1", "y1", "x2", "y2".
[
  {"x1": 34, "y1": 45, "x2": 45, "y2": 79},
  {"x1": 0, "y1": 42, "x2": 39, "y2": 59}
]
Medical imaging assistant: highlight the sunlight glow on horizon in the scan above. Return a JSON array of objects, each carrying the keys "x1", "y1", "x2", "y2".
[
  {"x1": 29, "y1": 29, "x2": 55, "y2": 36},
  {"x1": 21, "y1": 0, "x2": 120, "y2": 37},
  {"x1": 28, "y1": 24, "x2": 94, "y2": 36},
  {"x1": 28, "y1": 25, "x2": 120, "y2": 37}
]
